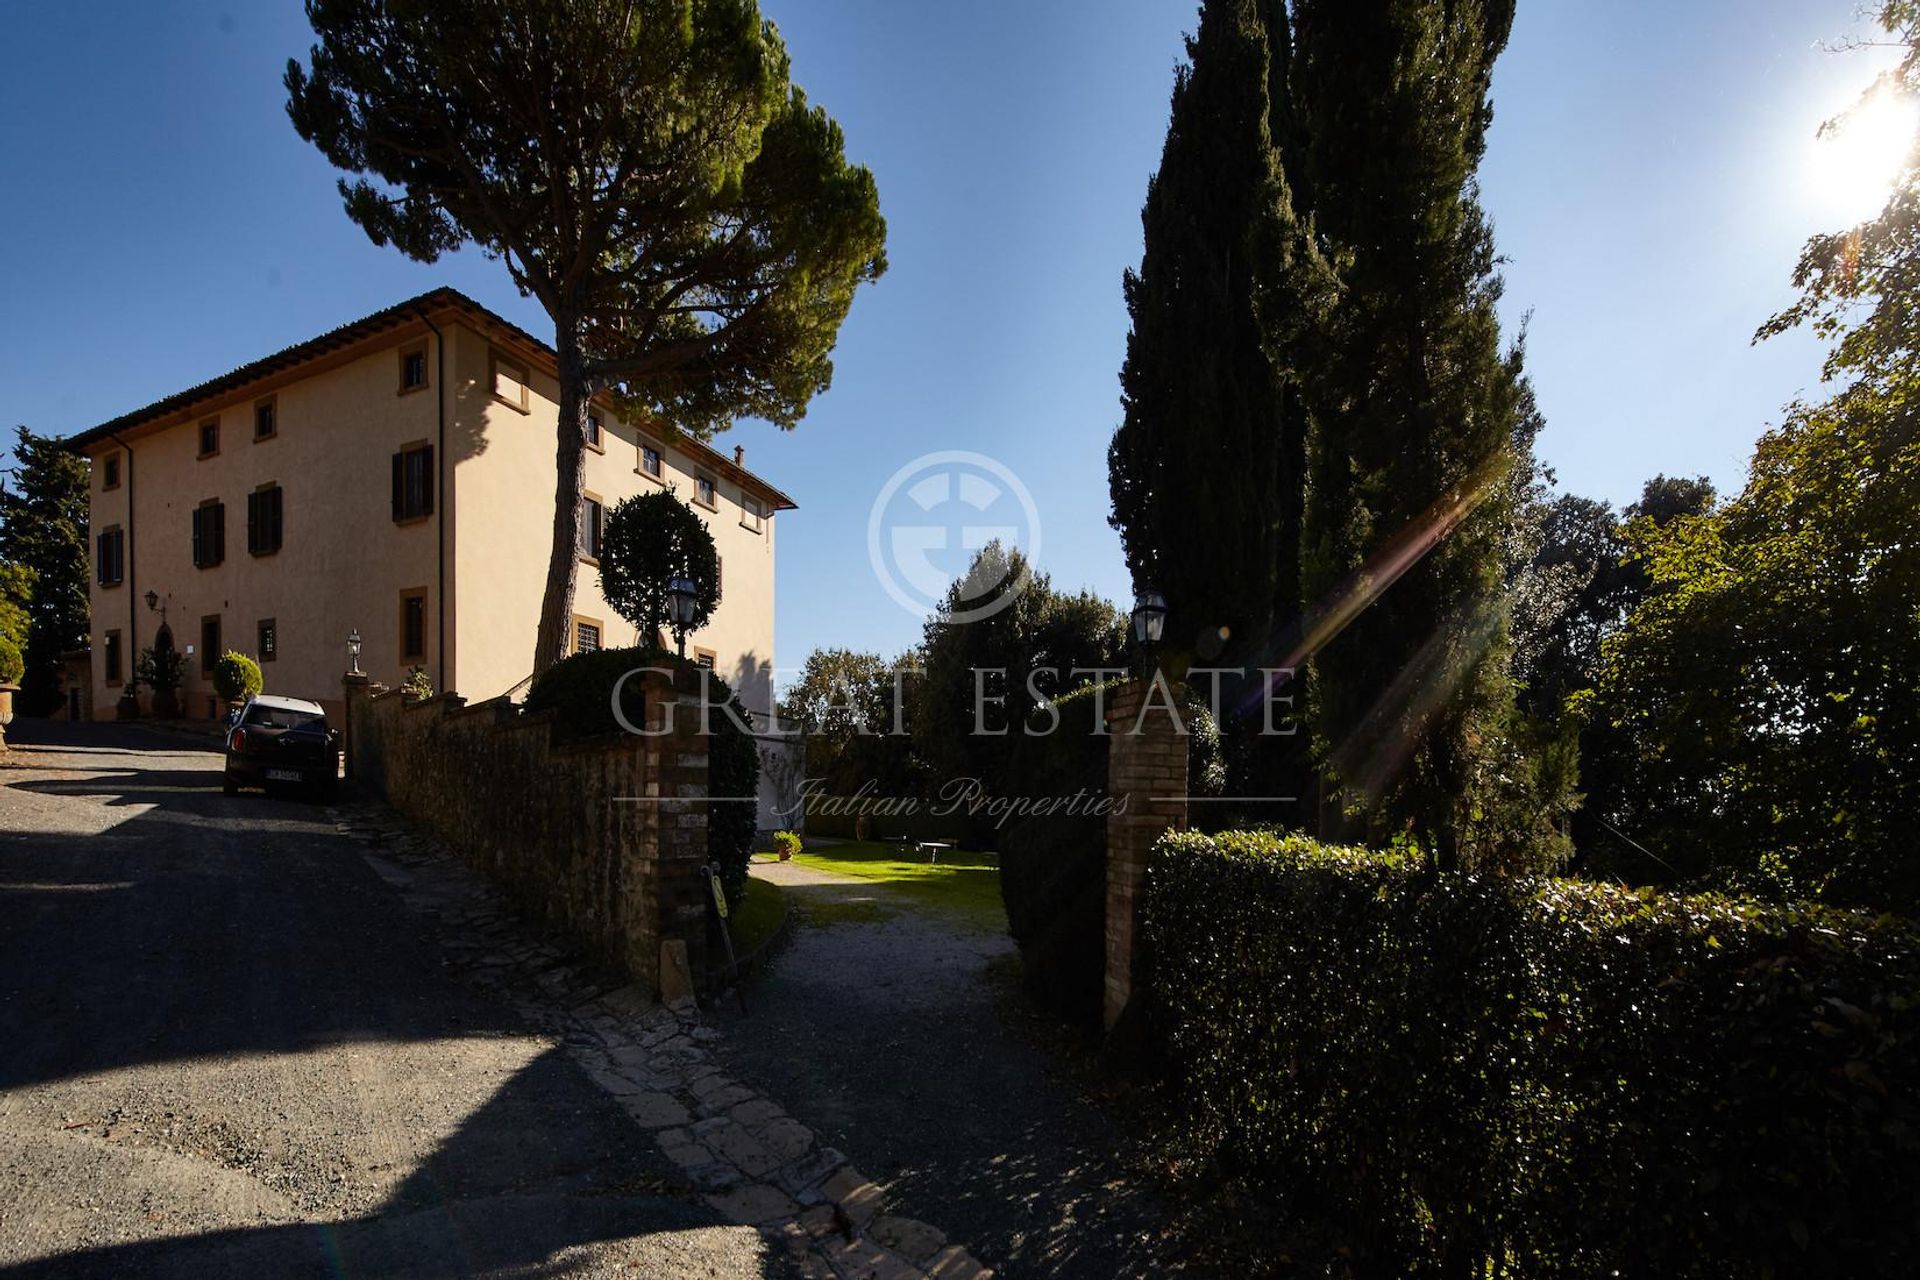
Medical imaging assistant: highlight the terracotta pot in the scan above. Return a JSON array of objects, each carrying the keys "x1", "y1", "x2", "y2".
[{"x1": 0, "y1": 684, "x2": 15, "y2": 748}]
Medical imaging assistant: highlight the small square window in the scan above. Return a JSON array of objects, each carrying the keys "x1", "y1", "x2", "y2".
[
  {"x1": 640, "y1": 443, "x2": 663, "y2": 479},
  {"x1": 693, "y1": 648, "x2": 716, "y2": 671},
  {"x1": 585, "y1": 412, "x2": 603, "y2": 450},
  {"x1": 198, "y1": 419, "x2": 219, "y2": 458},
  {"x1": 741, "y1": 496, "x2": 765, "y2": 533},
  {"x1": 695, "y1": 474, "x2": 717, "y2": 509},
  {"x1": 254, "y1": 397, "x2": 277, "y2": 441},
  {"x1": 575, "y1": 619, "x2": 602, "y2": 654},
  {"x1": 399, "y1": 344, "x2": 428, "y2": 392},
  {"x1": 258, "y1": 618, "x2": 277, "y2": 662},
  {"x1": 102, "y1": 454, "x2": 121, "y2": 490},
  {"x1": 491, "y1": 354, "x2": 530, "y2": 411}
]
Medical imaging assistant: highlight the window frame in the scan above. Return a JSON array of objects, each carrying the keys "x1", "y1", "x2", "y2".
[
  {"x1": 693, "y1": 472, "x2": 718, "y2": 511},
  {"x1": 578, "y1": 493, "x2": 605, "y2": 563},
  {"x1": 490, "y1": 351, "x2": 530, "y2": 413},
  {"x1": 740, "y1": 495, "x2": 765, "y2": 534},
  {"x1": 398, "y1": 341, "x2": 430, "y2": 395},
  {"x1": 101, "y1": 453, "x2": 121, "y2": 491},
  {"x1": 253, "y1": 395, "x2": 277, "y2": 442},
  {"x1": 693, "y1": 647, "x2": 717, "y2": 671},
  {"x1": 197, "y1": 417, "x2": 220, "y2": 460},
  {"x1": 391, "y1": 441, "x2": 435, "y2": 524},
  {"x1": 584, "y1": 410, "x2": 605, "y2": 453},
  {"x1": 257, "y1": 617, "x2": 277, "y2": 663},
  {"x1": 96, "y1": 526, "x2": 125, "y2": 587},
  {"x1": 637, "y1": 440, "x2": 665, "y2": 482},
  {"x1": 191, "y1": 498, "x2": 226, "y2": 569},
  {"x1": 399, "y1": 587, "x2": 428, "y2": 665},
  {"x1": 572, "y1": 615, "x2": 604, "y2": 655},
  {"x1": 104, "y1": 630, "x2": 123, "y2": 687},
  {"x1": 247, "y1": 483, "x2": 284, "y2": 557}
]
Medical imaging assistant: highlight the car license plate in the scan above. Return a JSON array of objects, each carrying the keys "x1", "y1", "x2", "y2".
[{"x1": 266, "y1": 769, "x2": 303, "y2": 783}]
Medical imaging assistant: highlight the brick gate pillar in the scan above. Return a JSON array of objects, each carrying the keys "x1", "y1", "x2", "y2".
[
  {"x1": 640, "y1": 666, "x2": 712, "y2": 1001},
  {"x1": 1105, "y1": 676, "x2": 1188, "y2": 1031}
]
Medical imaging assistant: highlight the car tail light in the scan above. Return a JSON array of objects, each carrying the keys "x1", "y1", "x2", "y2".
[{"x1": 229, "y1": 728, "x2": 247, "y2": 753}]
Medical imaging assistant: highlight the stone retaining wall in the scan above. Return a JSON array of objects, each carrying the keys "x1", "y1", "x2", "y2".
[{"x1": 344, "y1": 668, "x2": 711, "y2": 995}]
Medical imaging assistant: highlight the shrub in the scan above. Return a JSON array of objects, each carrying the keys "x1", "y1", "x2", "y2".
[
  {"x1": 400, "y1": 665, "x2": 434, "y2": 700},
  {"x1": 1143, "y1": 829, "x2": 1920, "y2": 1277},
  {"x1": 773, "y1": 830, "x2": 803, "y2": 861},
  {"x1": 0, "y1": 635, "x2": 22, "y2": 686},
  {"x1": 135, "y1": 644, "x2": 185, "y2": 693},
  {"x1": 527, "y1": 646, "x2": 759, "y2": 906},
  {"x1": 211, "y1": 651, "x2": 263, "y2": 702}
]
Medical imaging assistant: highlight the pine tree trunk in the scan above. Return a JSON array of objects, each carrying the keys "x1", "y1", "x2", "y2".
[{"x1": 531, "y1": 319, "x2": 588, "y2": 677}]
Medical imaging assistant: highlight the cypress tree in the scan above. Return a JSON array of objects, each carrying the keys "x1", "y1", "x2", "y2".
[
  {"x1": 1107, "y1": 0, "x2": 1329, "y2": 813},
  {"x1": 1287, "y1": 0, "x2": 1526, "y2": 866}
]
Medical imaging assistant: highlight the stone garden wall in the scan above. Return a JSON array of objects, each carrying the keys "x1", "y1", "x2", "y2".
[{"x1": 344, "y1": 669, "x2": 711, "y2": 995}]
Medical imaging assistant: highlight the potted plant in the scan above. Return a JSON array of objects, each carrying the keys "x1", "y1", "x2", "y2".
[
  {"x1": 211, "y1": 651, "x2": 263, "y2": 716},
  {"x1": 401, "y1": 665, "x2": 434, "y2": 702},
  {"x1": 135, "y1": 643, "x2": 186, "y2": 720},
  {"x1": 772, "y1": 830, "x2": 802, "y2": 862},
  {"x1": 0, "y1": 636, "x2": 21, "y2": 750}
]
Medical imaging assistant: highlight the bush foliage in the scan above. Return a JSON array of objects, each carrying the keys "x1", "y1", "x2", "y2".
[
  {"x1": 527, "y1": 645, "x2": 758, "y2": 905},
  {"x1": 1144, "y1": 829, "x2": 1920, "y2": 1277},
  {"x1": 211, "y1": 651, "x2": 263, "y2": 703},
  {"x1": 0, "y1": 634, "x2": 22, "y2": 686}
]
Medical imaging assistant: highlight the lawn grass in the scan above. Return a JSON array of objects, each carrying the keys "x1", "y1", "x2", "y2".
[
  {"x1": 761, "y1": 839, "x2": 1005, "y2": 928},
  {"x1": 725, "y1": 875, "x2": 787, "y2": 958}
]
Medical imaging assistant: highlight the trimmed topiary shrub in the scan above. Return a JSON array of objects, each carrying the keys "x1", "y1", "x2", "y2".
[
  {"x1": 211, "y1": 651, "x2": 263, "y2": 702},
  {"x1": 773, "y1": 830, "x2": 802, "y2": 861},
  {"x1": 0, "y1": 635, "x2": 22, "y2": 686},
  {"x1": 527, "y1": 646, "x2": 758, "y2": 906},
  {"x1": 1144, "y1": 829, "x2": 1920, "y2": 1277}
]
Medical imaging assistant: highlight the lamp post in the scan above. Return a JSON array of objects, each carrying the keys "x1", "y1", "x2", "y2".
[
  {"x1": 667, "y1": 576, "x2": 698, "y2": 660},
  {"x1": 1130, "y1": 588, "x2": 1167, "y2": 650},
  {"x1": 346, "y1": 628, "x2": 362, "y2": 677}
]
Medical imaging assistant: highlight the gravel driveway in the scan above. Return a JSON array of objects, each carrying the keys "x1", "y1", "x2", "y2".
[
  {"x1": 713, "y1": 856, "x2": 1178, "y2": 1278},
  {"x1": 0, "y1": 719, "x2": 779, "y2": 1278}
]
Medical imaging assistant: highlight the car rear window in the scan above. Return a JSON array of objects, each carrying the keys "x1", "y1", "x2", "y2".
[{"x1": 245, "y1": 706, "x2": 325, "y2": 731}]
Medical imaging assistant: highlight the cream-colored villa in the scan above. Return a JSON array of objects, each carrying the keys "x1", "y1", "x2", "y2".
[{"x1": 70, "y1": 288, "x2": 790, "y2": 724}]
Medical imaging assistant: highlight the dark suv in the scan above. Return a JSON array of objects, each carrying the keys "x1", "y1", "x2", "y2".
[{"x1": 223, "y1": 695, "x2": 341, "y2": 799}]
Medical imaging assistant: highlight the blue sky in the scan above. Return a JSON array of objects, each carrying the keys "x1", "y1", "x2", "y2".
[{"x1": 0, "y1": 1, "x2": 1897, "y2": 677}]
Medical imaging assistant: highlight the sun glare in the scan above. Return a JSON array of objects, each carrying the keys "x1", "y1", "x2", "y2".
[{"x1": 1813, "y1": 86, "x2": 1920, "y2": 223}]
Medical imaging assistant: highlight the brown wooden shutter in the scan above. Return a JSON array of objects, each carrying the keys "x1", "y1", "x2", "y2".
[
  {"x1": 213, "y1": 502, "x2": 225, "y2": 563},
  {"x1": 392, "y1": 452, "x2": 405, "y2": 522}
]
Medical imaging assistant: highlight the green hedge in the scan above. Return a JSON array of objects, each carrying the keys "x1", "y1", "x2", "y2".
[
  {"x1": 0, "y1": 635, "x2": 22, "y2": 686},
  {"x1": 1143, "y1": 830, "x2": 1920, "y2": 1277},
  {"x1": 526, "y1": 647, "x2": 757, "y2": 906}
]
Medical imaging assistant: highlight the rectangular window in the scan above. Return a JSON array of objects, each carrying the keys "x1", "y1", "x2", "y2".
[
  {"x1": 578, "y1": 495, "x2": 604, "y2": 560},
  {"x1": 585, "y1": 412, "x2": 603, "y2": 451},
  {"x1": 715, "y1": 555, "x2": 723, "y2": 597},
  {"x1": 96, "y1": 527, "x2": 125, "y2": 586},
  {"x1": 102, "y1": 454, "x2": 121, "y2": 490},
  {"x1": 741, "y1": 496, "x2": 765, "y2": 534},
  {"x1": 491, "y1": 353, "x2": 529, "y2": 411},
  {"x1": 191, "y1": 500, "x2": 225, "y2": 568},
  {"x1": 399, "y1": 343, "x2": 428, "y2": 393},
  {"x1": 694, "y1": 473, "x2": 717, "y2": 509},
  {"x1": 200, "y1": 615, "x2": 221, "y2": 677},
  {"x1": 247, "y1": 484, "x2": 284, "y2": 556},
  {"x1": 258, "y1": 618, "x2": 277, "y2": 663},
  {"x1": 198, "y1": 418, "x2": 220, "y2": 458},
  {"x1": 400, "y1": 589, "x2": 428, "y2": 663},
  {"x1": 253, "y1": 396, "x2": 277, "y2": 441},
  {"x1": 639, "y1": 442, "x2": 663, "y2": 479},
  {"x1": 391, "y1": 443, "x2": 434, "y2": 522},
  {"x1": 104, "y1": 630, "x2": 123, "y2": 685},
  {"x1": 574, "y1": 618, "x2": 602, "y2": 654},
  {"x1": 694, "y1": 648, "x2": 716, "y2": 671}
]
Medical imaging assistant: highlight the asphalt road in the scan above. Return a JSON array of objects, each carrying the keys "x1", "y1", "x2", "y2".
[{"x1": 0, "y1": 718, "x2": 784, "y2": 1279}]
